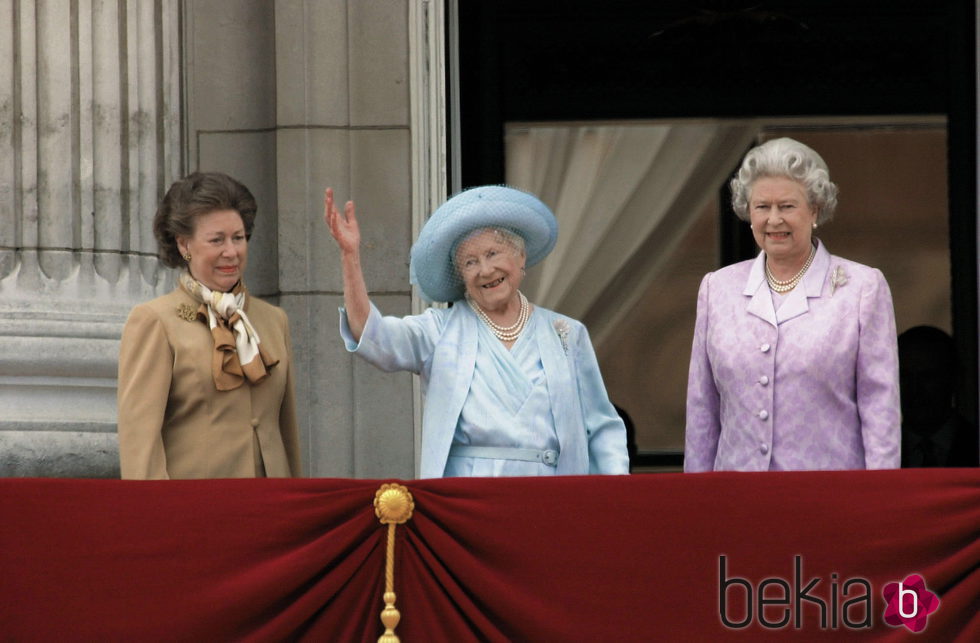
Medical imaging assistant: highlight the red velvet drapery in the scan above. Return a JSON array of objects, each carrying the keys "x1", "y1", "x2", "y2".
[{"x1": 2, "y1": 470, "x2": 978, "y2": 641}]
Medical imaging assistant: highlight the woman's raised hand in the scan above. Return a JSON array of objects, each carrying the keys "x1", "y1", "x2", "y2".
[
  {"x1": 324, "y1": 187, "x2": 370, "y2": 340},
  {"x1": 324, "y1": 188, "x2": 359, "y2": 255}
]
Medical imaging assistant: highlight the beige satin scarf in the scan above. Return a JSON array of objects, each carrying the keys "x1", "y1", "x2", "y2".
[{"x1": 179, "y1": 272, "x2": 278, "y2": 391}]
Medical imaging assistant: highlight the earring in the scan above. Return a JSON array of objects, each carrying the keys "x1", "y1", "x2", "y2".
[
  {"x1": 184, "y1": 253, "x2": 191, "y2": 261},
  {"x1": 812, "y1": 223, "x2": 817, "y2": 230},
  {"x1": 521, "y1": 267, "x2": 526, "y2": 276}
]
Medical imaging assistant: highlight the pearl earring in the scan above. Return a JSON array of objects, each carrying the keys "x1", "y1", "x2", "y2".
[{"x1": 812, "y1": 223, "x2": 817, "y2": 230}]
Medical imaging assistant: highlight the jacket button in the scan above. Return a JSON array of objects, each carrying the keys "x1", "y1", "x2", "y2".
[
  {"x1": 758, "y1": 409, "x2": 769, "y2": 420},
  {"x1": 760, "y1": 343, "x2": 771, "y2": 353},
  {"x1": 250, "y1": 418, "x2": 260, "y2": 427},
  {"x1": 760, "y1": 443, "x2": 769, "y2": 454},
  {"x1": 759, "y1": 375, "x2": 769, "y2": 386}
]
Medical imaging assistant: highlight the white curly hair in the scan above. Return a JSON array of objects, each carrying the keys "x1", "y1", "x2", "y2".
[{"x1": 730, "y1": 137, "x2": 839, "y2": 224}]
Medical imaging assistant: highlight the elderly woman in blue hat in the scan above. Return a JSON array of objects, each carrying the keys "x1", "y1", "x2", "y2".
[{"x1": 324, "y1": 185, "x2": 629, "y2": 478}]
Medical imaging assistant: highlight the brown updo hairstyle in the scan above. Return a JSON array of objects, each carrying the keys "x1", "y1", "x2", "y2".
[{"x1": 153, "y1": 172, "x2": 258, "y2": 268}]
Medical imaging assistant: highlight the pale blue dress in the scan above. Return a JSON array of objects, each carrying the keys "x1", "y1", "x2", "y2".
[
  {"x1": 339, "y1": 300, "x2": 630, "y2": 478},
  {"x1": 445, "y1": 311, "x2": 561, "y2": 476}
]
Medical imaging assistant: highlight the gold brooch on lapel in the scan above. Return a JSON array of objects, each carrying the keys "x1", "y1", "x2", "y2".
[
  {"x1": 176, "y1": 303, "x2": 198, "y2": 322},
  {"x1": 830, "y1": 266, "x2": 849, "y2": 296}
]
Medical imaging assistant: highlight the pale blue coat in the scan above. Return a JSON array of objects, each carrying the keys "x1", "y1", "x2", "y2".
[{"x1": 340, "y1": 302, "x2": 629, "y2": 478}]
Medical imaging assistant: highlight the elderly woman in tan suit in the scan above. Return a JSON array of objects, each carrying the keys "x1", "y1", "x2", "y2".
[{"x1": 117, "y1": 172, "x2": 300, "y2": 479}]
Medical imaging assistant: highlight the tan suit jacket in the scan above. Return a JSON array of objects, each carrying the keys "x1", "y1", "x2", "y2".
[{"x1": 117, "y1": 286, "x2": 301, "y2": 479}]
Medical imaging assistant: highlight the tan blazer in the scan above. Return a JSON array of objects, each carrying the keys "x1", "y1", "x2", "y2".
[{"x1": 117, "y1": 286, "x2": 301, "y2": 479}]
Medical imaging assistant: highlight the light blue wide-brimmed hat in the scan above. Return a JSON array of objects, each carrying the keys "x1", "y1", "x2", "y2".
[{"x1": 409, "y1": 185, "x2": 558, "y2": 302}]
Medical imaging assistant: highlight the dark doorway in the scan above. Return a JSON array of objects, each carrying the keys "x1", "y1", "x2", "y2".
[{"x1": 453, "y1": 1, "x2": 978, "y2": 467}]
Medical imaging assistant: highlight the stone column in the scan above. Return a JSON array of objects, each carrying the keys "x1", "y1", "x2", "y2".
[
  {"x1": 0, "y1": 0, "x2": 181, "y2": 477},
  {"x1": 274, "y1": 0, "x2": 420, "y2": 478},
  {"x1": 183, "y1": 0, "x2": 446, "y2": 478}
]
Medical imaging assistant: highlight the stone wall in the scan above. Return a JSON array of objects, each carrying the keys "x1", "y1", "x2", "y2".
[
  {"x1": 1, "y1": 0, "x2": 433, "y2": 479},
  {"x1": 0, "y1": 0, "x2": 181, "y2": 477}
]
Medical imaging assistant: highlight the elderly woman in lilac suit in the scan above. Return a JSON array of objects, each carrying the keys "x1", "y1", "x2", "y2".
[
  {"x1": 323, "y1": 185, "x2": 629, "y2": 478},
  {"x1": 685, "y1": 138, "x2": 901, "y2": 471}
]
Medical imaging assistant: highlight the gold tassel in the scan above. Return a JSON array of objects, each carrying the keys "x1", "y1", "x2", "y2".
[{"x1": 374, "y1": 483, "x2": 415, "y2": 642}]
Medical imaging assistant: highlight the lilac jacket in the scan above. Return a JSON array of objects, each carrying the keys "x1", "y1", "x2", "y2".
[{"x1": 685, "y1": 241, "x2": 900, "y2": 471}]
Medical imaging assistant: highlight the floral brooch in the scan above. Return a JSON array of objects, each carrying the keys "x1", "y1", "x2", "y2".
[
  {"x1": 830, "y1": 265, "x2": 848, "y2": 295},
  {"x1": 176, "y1": 303, "x2": 198, "y2": 322},
  {"x1": 553, "y1": 319, "x2": 570, "y2": 354}
]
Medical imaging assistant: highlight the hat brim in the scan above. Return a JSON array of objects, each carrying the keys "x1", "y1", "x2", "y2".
[{"x1": 410, "y1": 186, "x2": 558, "y2": 302}]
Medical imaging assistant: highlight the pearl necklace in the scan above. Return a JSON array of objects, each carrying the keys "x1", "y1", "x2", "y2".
[
  {"x1": 467, "y1": 291, "x2": 530, "y2": 342},
  {"x1": 765, "y1": 244, "x2": 816, "y2": 293}
]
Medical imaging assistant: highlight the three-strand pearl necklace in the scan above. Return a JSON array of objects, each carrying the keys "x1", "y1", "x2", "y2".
[
  {"x1": 765, "y1": 244, "x2": 816, "y2": 293},
  {"x1": 467, "y1": 291, "x2": 530, "y2": 342}
]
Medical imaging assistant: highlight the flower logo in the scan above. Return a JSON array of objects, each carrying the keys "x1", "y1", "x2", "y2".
[{"x1": 882, "y1": 574, "x2": 940, "y2": 632}]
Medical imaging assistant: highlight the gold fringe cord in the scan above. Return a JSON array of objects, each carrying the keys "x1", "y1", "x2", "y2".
[{"x1": 374, "y1": 483, "x2": 415, "y2": 642}]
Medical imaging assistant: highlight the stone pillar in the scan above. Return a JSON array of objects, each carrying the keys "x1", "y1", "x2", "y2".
[
  {"x1": 0, "y1": 0, "x2": 181, "y2": 476},
  {"x1": 182, "y1": 0, "x2": 447, "y2": 479},
  {"x1": 3, "y1": 0, "x2": 445, "y2": 479},
  {"x1": 273, "y1": 0, "x2": 420, "y2": 478}
]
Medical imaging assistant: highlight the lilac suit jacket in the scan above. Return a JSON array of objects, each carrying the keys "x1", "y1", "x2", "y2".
[{"x1": 685, "y1": 241, "x2": 900, "y2": 471}]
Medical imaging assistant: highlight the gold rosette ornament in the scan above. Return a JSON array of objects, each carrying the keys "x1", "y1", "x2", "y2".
[{"x1": 374, "y1": 483, "x2": 415, "y2": 642}]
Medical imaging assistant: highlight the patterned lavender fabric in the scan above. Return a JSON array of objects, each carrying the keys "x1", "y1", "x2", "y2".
[{"x1": 685, "y1": 240, "x2": 901, "y2": 471}]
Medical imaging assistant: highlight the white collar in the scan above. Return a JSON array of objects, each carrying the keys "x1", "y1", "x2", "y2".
[{"x1": 743, "y1": 240, "x2": 832, "y2": 326}]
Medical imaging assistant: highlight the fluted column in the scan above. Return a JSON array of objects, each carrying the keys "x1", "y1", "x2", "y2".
[{"x1": 0, "y1": 0, "x2": 181, "y2": 477}]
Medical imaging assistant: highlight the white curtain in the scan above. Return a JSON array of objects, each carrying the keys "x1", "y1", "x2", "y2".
[{"x1": 505, "y1": 122, "x2": 759, "y2": 346}]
